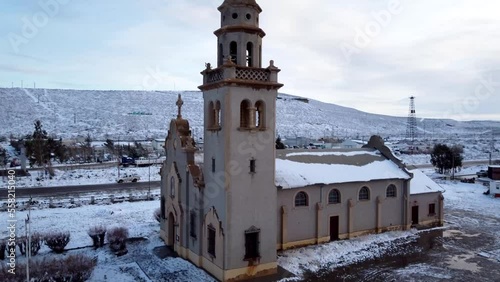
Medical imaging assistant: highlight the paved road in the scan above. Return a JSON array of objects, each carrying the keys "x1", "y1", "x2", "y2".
[
  {"x1": 409, "y1": 159, "x2": 497, "y2": 169},
  {"x1": 0, "y1": 181, "x2": 161, "y2": 198}
]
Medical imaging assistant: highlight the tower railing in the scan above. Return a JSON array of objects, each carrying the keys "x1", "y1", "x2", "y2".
[{"x1": 201, "y1": 60, "x2": 281, "y2": 87}]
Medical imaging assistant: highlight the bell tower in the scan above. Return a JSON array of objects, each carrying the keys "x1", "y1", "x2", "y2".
[{"x1": 199, "y1": 0, "x2": 283, "y2": 281}]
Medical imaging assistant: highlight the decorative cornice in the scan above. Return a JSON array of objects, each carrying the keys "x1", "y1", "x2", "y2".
[
  {"x1": 199, "y1": 79, "x2": 283, "y2": 91},
  {"x1": 214, "y1": 25, "x2": 266, "y2": 37}
]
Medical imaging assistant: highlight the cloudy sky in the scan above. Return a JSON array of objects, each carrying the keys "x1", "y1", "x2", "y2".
[{"x1": 1, "y1": 0, "x2": 499, "y2": 121}]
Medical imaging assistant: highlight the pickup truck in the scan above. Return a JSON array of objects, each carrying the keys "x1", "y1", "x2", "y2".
[
  {"x1": 117, "y1": 174, "x2": 141, "y2": 183},
  {"x1": 476, "y1": 170, "x2": 488, "y2": 178}
]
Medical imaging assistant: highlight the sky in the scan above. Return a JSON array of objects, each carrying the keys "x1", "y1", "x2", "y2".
[{"x1": 1, "y1": 0, "x2": 500, "y2": 121}]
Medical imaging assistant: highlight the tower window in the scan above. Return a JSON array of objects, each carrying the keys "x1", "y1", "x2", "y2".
[
  {"x1": 208, "y1": 101, "x2": 215, "y2": 128},
  {"x1": 246, "y1": 42, "x2": 254, "y2": 67},
  {"x1": 259, "y1": 45, "x2": 262, "y2": 67},
  {"x1": 218, "y1": 44, "x2": 223, "y2": 66},
  {"x1": 230, "y1": 41, "x2": 238, "y2": 64},
  {"x1": 255, "y1": 100, "x2": 265, "y2": 129},
  {"x1": 215, "y1": 100, "x2": 221, "y2": 127},
  {"x1": 240, "y1": 100, "x2": 251, "y2": 128},
  {"x1": 244, "y1": 229, "x2": 260, "y2": 260},
  {"x1": 212, "y1": 157, "x2": 215, "y2": 173},
  {"x1": 250, "y1": 159, "x2": 256, "y2": 173},
  {"x1": 232, "y1": 13, "x2": 238, "y2": 19},
  {"x1": 207, "y1": 225, "x2": 216, "y2": 257},
  {"x1": 190, "y1": 211, "x2": 196, "y2": 238},
  {"x1": 246, "y1": 13, "x2": 251, "y2": 20}
]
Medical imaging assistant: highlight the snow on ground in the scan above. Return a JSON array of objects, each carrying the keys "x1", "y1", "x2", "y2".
[
  {"x1": 0, "y1": 200, "x2": 158, "y2": 249},
  {"x1": 439, "y1": 179, "x2": 498, "y2": 216},
  {"x1": 0, "y1": 198, "x2": 215, "y2": 282},
  {"x1": 398, "y1": 154, "x2": 431, "y2": 165},
  {"x1": 0, "y1": 165, "x2": 161, "y2": 188},
  {"x1": 278, "y1": 230, "x2": 419, "y2": 278}
]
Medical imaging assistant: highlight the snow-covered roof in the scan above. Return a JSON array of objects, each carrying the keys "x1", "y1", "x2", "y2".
[
  {"x1": 409, "y1": 169, "x2": 444, "y2": 195},
  {"x1": 275, "y1": 149, "x2": 410, "y2": 189}
]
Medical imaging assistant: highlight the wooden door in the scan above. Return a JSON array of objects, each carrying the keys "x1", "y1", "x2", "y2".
[
  {"x1": 330, "y1": 216, "x2": 339, "y2": 241},
  {"x1": 411, "y1": 206, "x2": 419, "y2": 225}
]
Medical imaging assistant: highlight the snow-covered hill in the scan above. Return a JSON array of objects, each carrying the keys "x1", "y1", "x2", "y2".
[{"x1": 1, "y1": 87, "x2": 499, "y2": 140}]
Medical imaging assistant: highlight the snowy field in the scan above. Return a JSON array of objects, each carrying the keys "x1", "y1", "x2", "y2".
[
  {"x1": 2, "y1": 88, "x2": 500, "y2": 140},
  {"x1": 2, "y1": 166, "x2": 499, "y2": 281},
  {"x1": 0, "y1": 166, "x2": 161, "y2": 188}
]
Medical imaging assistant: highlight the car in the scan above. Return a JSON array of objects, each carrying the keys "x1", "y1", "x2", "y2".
[
  {"x1": 476, "y1": 170, "x2": 488, "y2": 178},
  {"x1": 117, "y1": 174, "x2": 140, "y2": 183}
]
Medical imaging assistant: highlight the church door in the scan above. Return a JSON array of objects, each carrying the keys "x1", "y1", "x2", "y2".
[{"x1": 329, "y1": 216, "x2": 339, "y2": 241}]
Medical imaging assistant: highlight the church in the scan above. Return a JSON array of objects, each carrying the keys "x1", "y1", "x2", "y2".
[{"x1": 159, "y1": 1, "x2": 444, "y2": 281}]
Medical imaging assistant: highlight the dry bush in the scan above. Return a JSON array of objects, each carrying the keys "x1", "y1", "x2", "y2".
[
  {"x1": 0, "y1": 254, "x2": 96, "y2": 282},
  {"x1": 88, "y1": 225, "x2": 107, "y2": 248},
  {"x1": 107, "y1": 227, "x2": 129, "y2": 255},
  {"x1": 154, "y1": 208, "x2": 161, "y2": 223},
  {"x1": 16, "y1": 233, "x2": 43, "y2": 257},
  {"x1": 44, "y1": 231, "x2": 70, "y2": 253},
  {"x1": 0, "y1": 239, "x2": 6, "y2": 260}
]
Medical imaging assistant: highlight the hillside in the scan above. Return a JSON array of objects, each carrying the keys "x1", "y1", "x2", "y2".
[{"x1": 1, "y1": 88, "x2": 499, "y2": 140}]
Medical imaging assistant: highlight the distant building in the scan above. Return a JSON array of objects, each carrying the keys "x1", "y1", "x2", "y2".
[
  {"x1": 341, "y1": 139, "x2": 363, "y2": 149},
  {"x1": 488, "y1": 166, "x2": 500, "y2": 198}
]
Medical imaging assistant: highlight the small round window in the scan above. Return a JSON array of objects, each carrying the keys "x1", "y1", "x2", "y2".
[
  {"x1": 246, "y1": 13, "x2": 251, "y2": 20},
  {"x1": 232, "y1": 13, "x2": 238, "y2": 19}
]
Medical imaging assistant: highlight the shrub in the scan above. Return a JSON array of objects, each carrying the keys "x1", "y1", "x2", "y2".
[
  {"x1": 107, "y1": 227, "x2": 129, "y2": 255},
  {"x1": 0, "y1": 239, "x2": 6, "y2": 260},
  {"x1": 88, "y1": 225, "x2": 106, "y2": 249},
  {"x1": 44, "y1": 231, "x2": 70, "y2": 253},
  {"x1": 154, "y1": 208, "x2": 161, "y2": 223},
  {"x1": 16, "y1": 233, "x2": 43, "y2": 257},
  {"x1": 0, "y1": 254, "x2": 96, "y2": 282}
]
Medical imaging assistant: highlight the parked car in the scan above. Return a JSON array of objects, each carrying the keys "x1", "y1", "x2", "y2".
[
  {"x1": 476, "y1": 170, "x2": 488, "y2": 178},
  {"x1": 117, "y1": 174, "x2": 140, "y2": 183}
]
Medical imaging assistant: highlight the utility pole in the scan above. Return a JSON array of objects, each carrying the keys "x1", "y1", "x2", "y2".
[
  {"x1": 21, "y1": 80, "x2": 24, "y2": 88},
  {"x1": 25, "y1": 196, "x2": 32, "y2": 282}
]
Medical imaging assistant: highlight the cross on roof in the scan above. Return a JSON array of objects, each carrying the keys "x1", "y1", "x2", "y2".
[{"x1": 176, "y1": 94, "x2": 184, "y2": 119}]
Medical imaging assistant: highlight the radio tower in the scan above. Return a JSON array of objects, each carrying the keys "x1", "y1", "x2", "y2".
[{"x1": 406, "y1": 96, "x2": 417, "y2": 142}]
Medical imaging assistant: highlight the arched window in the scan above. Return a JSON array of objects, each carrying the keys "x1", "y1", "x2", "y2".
[
  {"x1": 246, "y1": 42, "x2": 253, "y2": 67},
  {"x1": 259, "y1": 45, "x2": 262, "y2": 67},
  {"x1": 328, "y1": 189, "x2": 341, "y2": 204},
  {"x1": 359, "y1": 186, "x2": 370, "y2": 201},
  {"x1": 230, "y1": 41, "x2": 238, "y2": 64},
  {"x1": 215, "y1": 100, "x2": 221, "y2": 127},
  {"x1": 255, "y1": 100, "x2": 265, "y2": 129},
  {"x1": 240, "y1": 100, "x2": 251, "y2": 128},
  {"x1": 386, "y1": 184, "x2": 397, "y2": 198},
  {"x1": 208, "y1": 101, "x2": 215, "y2": 128},
  {"x1": 218, "y1": 43, "x2": 223, "y2": 66},
  {"x1": 170, "y1": 176, "x2": 175, "y2": 197},
  {"x1": 294, "y1": 191, "x2": 308, "y2": 207}
]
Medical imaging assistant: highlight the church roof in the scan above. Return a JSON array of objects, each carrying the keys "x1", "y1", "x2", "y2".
[
  {"x1": 408, "y1": 169, "x2": 444, "y2": 195},
  {"x1": 275, "y1": 149, "x2": 411, "y2": 189},
  {"x1": 218, "y1": 0, "x2": 262, "y2": 12}
]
